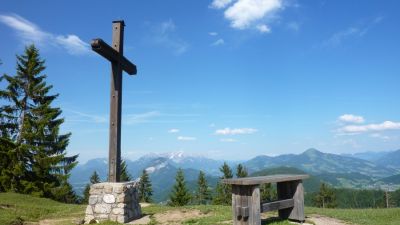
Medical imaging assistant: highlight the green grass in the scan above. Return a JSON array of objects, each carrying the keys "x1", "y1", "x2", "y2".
[
  {"x1": 306, "y1": 207, "x2": 400, "y2": 225},
  {"x1": 1, "y1": 192, "x2": 400, "y2": 225},
  {"x1": 0, "y1": 192, "x2": 85, "y2": 225}
]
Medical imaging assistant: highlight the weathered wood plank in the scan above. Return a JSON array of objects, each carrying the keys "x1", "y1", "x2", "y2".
[
  {"x1": 108, "y1": 21, "x2": 124, "y2": 183},
  {"x1": 290, "y1": 180, "x2": 305, "y2": 222},
  {"x1": 277, "y1": 181, "x2": 294, "y2": 219},
  {"x1": 222, "y1": 174, "x2": 309, "y2": 185},
  {"x1": 91, "y1": 38, "x2": 137, "y2": 75},
  {"x1": 231, "y1": 185, "x2": 261, "y2": 225},
  {"x1": 276, "y1": 180, "x2": 305, "y2": 222},
  {"x1": 260, "y1": 199, "x2": 294, "y2": 212}
]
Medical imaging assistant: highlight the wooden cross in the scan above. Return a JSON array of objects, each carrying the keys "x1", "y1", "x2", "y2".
[{"x1": 91, "y1": 20, "x2": 137, "y2": 182}]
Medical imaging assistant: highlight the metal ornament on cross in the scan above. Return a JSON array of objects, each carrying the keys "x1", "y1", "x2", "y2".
[{"x1": 91, "y1": 20, "x2": 137, "y2": 182}]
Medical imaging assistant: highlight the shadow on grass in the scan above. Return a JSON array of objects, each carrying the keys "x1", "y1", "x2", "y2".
[{"x1": 261, "y1": 216, "x2": 287, "y2": 224}]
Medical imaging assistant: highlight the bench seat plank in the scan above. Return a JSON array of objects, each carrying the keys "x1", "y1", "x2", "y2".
[
  {"x1": 222, "y1": 174, "x2": 309, "y2": 185},
  {"x1": 261, "y1": 199, "x2": 294, "y2": 212}
]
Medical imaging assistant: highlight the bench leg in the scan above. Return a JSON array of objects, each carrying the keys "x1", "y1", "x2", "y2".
[
  {"x1": 277, "y1": 180, "x2": 305, "y2": 222},
  {"x1": 232, "y1": 185, "x2": 261, "y2": 225}
]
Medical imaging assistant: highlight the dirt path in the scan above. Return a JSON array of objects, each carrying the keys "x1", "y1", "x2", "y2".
[{"x1": 308, "y1": 214, "x2": 350, "y2": 225}]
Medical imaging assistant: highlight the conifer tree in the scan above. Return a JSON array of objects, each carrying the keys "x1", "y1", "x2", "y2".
[
  {"x1": 169, "y1": 168, "x2": 191, "y2": 206},
  {"x1": 83, "y1": 171, "x2": 101, "y2": 203},
  {"x1": 313, "y1": 183, "x2": 337, "y2": 208},
  {"x1": 213, "y1": 162, "x2": 233, "y2": 205},
  {"x1": 260, "y1": 183, "x2": 277, "y2": 201},
  {"x1": 195, "y1": 171, "x2": 211, "y2": 204},
  {"x1": 138, "y1": 169, "x2": 153, "y2": 203},
  {"x1": 0, "y1": 45, "x2": 78, "y2": 202},
  {"x1": 236, "y1": 164, "x2": 248, "y2": 178},
  {"x1": 120, "y1": 160, "x2": 132, "y2": 182}
]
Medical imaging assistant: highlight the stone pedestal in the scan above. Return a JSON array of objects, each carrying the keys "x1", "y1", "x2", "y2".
[{"x1": 85, "y1": 182, "x2": 141, "y2": 224}]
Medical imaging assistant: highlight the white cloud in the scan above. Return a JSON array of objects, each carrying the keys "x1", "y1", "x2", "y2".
[
  {"x1": 256, "y1": 24, "x2": 270, "y2": 33},
  {"x1": 0, "y1": 14, "x2": 89, "y2": 55},
  {"x1": 152, "y1": 19, "x2": 188, "y2": 55},
  {"x1": 322, "y1": 16, "x2": 384, "y2": 47},
  {"x1": 223, "y1": 0, "x2": 283, "y2": 30},
  {"x1": 168, "y1": 128, "x2": 180, "y2": 133},
  {"x1": 210, "y1": 0, "x2": 234, "y2": 9},
  {"x1": 55, "y1": 35, "x2": 90, "y2": 55},
  {"x1": 212, "y1": 38, "x2": 225, "y2": 46},
  {"x1": 66, "y1": 109, "x2": 107, "y2": 123},
  {"x1": 340, "y1": 121, "x2": 400, "y2": 134},
  {"x1": 220, "y1": 138, "x2": 237, "y2": 142},
  {"x1": 125, "y1": 111, "x2": 161, "y2": 125},
  {"x1": 370, "y1": 133, "x2": 390, "y2": 141},
  {"x1": 177, "y1": 136, "x2": 197, "y2": 141},
  {"x1": 215, "y1": 127, "x2": 258, "y2": 135},
  {"x1": 339, "y1": 114, "x2": 365, "y2": 124},
  {"x1": 209, "y1": 32, "x2": 218, "y2": 36}
]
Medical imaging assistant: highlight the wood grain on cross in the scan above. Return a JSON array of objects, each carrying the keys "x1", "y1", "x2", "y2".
[{"x1": 91, "y1": 20, "x2": 137, "y2": 182}]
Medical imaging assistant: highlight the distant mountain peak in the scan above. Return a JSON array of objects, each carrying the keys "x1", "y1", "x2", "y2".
[{"x1": 303, "y1": 148, "x2": 323, "y2": 155}]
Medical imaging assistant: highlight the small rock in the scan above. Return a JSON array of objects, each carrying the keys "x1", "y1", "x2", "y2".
[{"x1": 103, "y1": 194, "x2": 115, "y2": 203}]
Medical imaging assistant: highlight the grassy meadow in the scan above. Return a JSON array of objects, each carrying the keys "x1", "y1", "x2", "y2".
[{"x1": 1, "y1": 192, "x2": 400, "y2": 225}]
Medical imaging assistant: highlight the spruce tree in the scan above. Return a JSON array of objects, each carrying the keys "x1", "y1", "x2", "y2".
[
  {"x1": 120, "y1": 160, "x2": 132, "y2": 182},
  {"x1": 213, "y1": 162, "x2": 233, "y2": 205},
  {"x1": 0, "y1": 45, "x2": 78, "y2": 202},
  {"x1": 260, "y1": 183, "x2": 277, "y2": 201},
  {"x1": 236, "y1": 164, "x2": 248, "y2": 178},
  {"x1": 195, "y1": 171, "x2": 211, "y2": 204},
  {"x1": 169, "y1": 168, "x2": 191, "y2": 206},
  {"x1": 313, "y1": 183, "x2": 337, "y2": 208},
  {"x1": 138, "y1": 169, "x2": 153, "y2": 203},
  {"x1": 83, "y1": 171, "x2": 101, "y2": 203}
]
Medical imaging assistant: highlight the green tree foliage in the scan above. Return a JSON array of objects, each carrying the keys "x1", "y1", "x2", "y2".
[
  {"x1": 260, "y1": 183, "x2": 277, "y2": 202},
  {"x1": 169, "y1": 168, "x2": 191, "y2": 206},
  {"x1": 195, "y1": 171, "x2": 211, "y2": 204},
  {"x1": 83, "y1": 171, "x2": 101, "y2": 203},
  {"x1": 313, "y1": 183, "x2": 337, "y2": 208},
  {"x1": 138, "y1": 169, "x2": 153, "y2": 203},
  {"x1": 120, "y1": 160, "x2": 132, "y2": 182},
  {"x1": 236, "y1": 164, "x2": 248, "y2": 178},
  {"x1": 0, "y1": 45, "x2": 78, "y2": 202},
  {"x1": 213, "y1": 162, "x2": 233, "y2": 205}
]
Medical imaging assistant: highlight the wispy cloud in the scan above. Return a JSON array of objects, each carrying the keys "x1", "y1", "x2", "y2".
[
  {"x1": 65, "y1": 109, "x2": 107, "y2": 123},
  {"x1": 211, "y1": 0, "x2": 284, "y2": 33},
  {"x1": 339, "y1": 121, "x2": 400, "y2": 134},
  {"x1": 150, "y1": 19, "x2": 189, "y2": 55},
  {"x1": 0, "y1": 13, "x2": 89, "y2": 55},
  {"x1": 322, "y1": 16, "x2": 384, "y2": 47},
  {"x1": 215, "y1": 127, "x2": 258, "y2": 135},
  {"x1": 210, "y1": 0, "x2": 234, "y2": 9},
  {"x1": 211, "y1": 38, "x2": 225, "y2": 46},
  {"x1": 168, "y1": 128, "x2": 180, "y2": 133},
  {"x1": 177, "y1": 136, "x2": 197, "y2": 141},
  {"x1": 256, "y1": 24, "x2": 270, "y2": 33},
  {"x1": 220, "y1": 138, "x2": 237, "y2": 142},
  {"x1": 338, "y1": 114, "x2": 365, "y2": 124},
  {"x1": 125, "y1": 111, "x2": 161, "y2": 125},
  {"x1": 209, "y1": 32, "x2": 218, "y2": 36}
]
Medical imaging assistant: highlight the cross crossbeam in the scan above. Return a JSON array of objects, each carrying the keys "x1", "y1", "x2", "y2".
[
  {"x1": 91, "y1": 20, "x2": 137, "y2": 182},
  {"x1": 91, "y1": 39, "x2": 137, "y2": 75}
]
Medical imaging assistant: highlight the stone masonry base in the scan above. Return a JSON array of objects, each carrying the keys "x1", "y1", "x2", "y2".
[{"x1": 85, "y1": 182, "x2": 141, "y2": 224}]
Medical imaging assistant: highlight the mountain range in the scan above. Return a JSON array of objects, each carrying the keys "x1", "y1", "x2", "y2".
[{"x1": 70, "y1": 148, "x2": 400, "y2": 202}]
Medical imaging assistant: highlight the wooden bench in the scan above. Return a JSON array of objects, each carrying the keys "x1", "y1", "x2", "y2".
[{"x1": 222, "y1": 174, "x2": 309, "y2": 225}]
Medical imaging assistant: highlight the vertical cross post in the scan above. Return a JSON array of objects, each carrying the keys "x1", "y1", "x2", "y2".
[
  {"x1": 108, "y1": 21, "x2": 124, "y2": 182},
  {"x1": 91, "y1": 20, "x2": 137, "y2": 183}
]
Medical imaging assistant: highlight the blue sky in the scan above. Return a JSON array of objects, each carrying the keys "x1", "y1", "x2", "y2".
[{"x1": 1, "y1": 0, "x2": 400, "y2": 163}]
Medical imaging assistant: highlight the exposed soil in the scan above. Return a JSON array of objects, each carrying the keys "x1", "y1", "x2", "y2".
[
  {"x1": 153, "y1": 209, "x2": 206, "y2": 225},
  {"x1": 308, "y1": 214, "x2": 350, "y2": 225}
]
